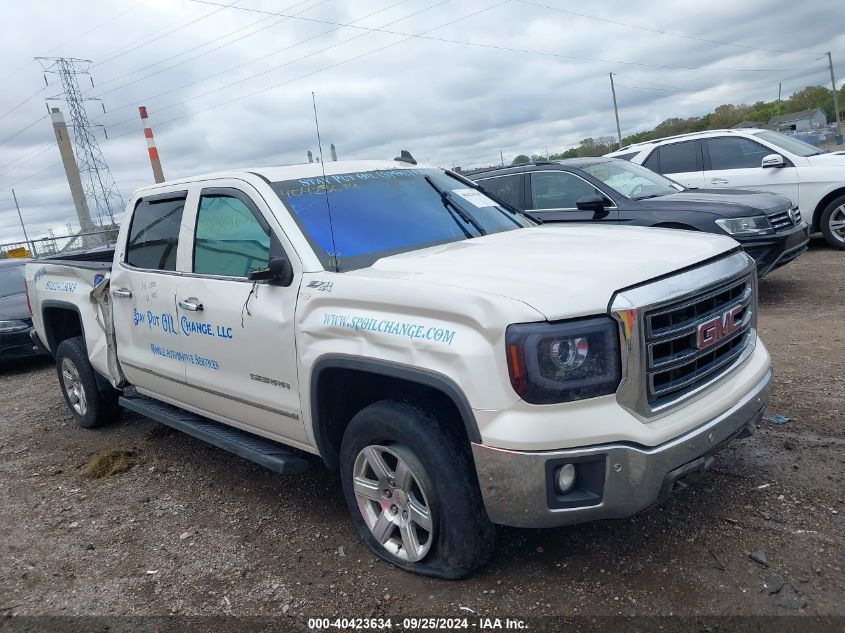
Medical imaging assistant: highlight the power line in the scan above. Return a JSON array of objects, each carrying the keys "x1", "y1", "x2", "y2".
[
  {"x1": 0, "y1": 85, "x2": 47, "y2": 121},
  {"x1": 0, "y1": 144, "x2": 54, "y2": 179},
  {"x1": 106, "y1": 0, "x2": 510, "y2": 139},
  {"x1": 185, "y1": 0, "x2": 812, "y2": 73},
  {"x1": 93, "y1": 0, "x2": 322, "y2": 90},
  {"x1": 95, "y1": 0, "x2": 332, "y2": 98},
  {"x1": 99, "y1": 0, "x2": 451, "y2": 129},
  {"x1": 0, "y1": 113, "x2": 49, "y2": 148},
  {"x1": 517, "y1": 0, "x2": 816, "y2": 56},
  {"x1": 92, "y1": 0, "x2": 244, "y2": 68}
]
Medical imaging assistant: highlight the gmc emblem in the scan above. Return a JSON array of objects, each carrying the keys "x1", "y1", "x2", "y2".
[{"x1": 696, "y1": 306, "x2": 744, "y2": 349}]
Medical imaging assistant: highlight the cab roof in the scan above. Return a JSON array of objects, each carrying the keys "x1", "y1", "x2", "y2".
[{"x1": 130, "y1": 159, "x2": 428, "y2": 198}]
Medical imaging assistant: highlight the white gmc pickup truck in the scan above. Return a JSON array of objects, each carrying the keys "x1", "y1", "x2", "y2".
[{"x1": 26, "y1": 159, "x2": 772, "y2": 578}]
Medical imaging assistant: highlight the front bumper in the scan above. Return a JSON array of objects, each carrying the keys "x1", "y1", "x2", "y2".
[
  {"x1": 471, "y1": 367, "x2": 772, "y2": 528},
  {"x1": 0, "y1": 327, "x2": 48, "y2": 360},
  {"x1": 740, "y1": 222, "x2": 809, "y2": 277}
]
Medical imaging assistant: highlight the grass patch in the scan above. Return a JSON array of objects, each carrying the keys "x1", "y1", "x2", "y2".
[{"x1": 83, "y1": 448, "x2": 137, "y2": 478}]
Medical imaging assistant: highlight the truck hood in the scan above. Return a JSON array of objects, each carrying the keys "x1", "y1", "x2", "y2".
[
  {"x1": 643, "y1": 188, "x2": 792, "y2": 217},
  {"x1": 360, "y1": 225, "x2": 738, "y2": 320}
]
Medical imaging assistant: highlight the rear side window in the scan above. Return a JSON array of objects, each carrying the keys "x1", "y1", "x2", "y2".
[
  {"x1": 656, "y1": 141, "x2": 700, "y2": 173},
  {"x1": 706, "y1": 137, "x2": 770, "y2": 170},
  {"x1": 193, "y1": 190, "x2": 271, "y2": 278},
  {"x1": 477, "y1": 174, "x2": 523, "y2": 208},
  {"x1": 126, "y1": 193, "x2": 187, "y2": 271}
]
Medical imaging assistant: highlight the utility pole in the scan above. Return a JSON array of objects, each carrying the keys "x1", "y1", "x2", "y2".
[
  {"x1": 609, "y1": 73, "x2": 622, "y2": 148},
  {"x1": 827, "y1": 52, "x2": 841, "y2": 136},
  {"x1": 777, "y1": 82, "x2": 782, "y2": 117},
  {"x1": 330, "y1": 143, "x2": 337, "y2": 161},
  {"x1": 50, "y1": 107, "x2": 95, "y2": 237},
  {"x1": 499, "y1": 149, "x2": 504, "y2": 167},
  {"x1": 36, "y1": 57, "x2": 124, "y2": 230},
  {"x1": 11, "y1": 189, "x2": 33, "y2": 255},
  {"x1": 139, "y1": 106, "x2": 165, "y2": 183}
]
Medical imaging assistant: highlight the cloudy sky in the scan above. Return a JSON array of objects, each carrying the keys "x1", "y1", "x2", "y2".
[{"x1": 1, "y1": 0, "x2": 843, "y2": 243}]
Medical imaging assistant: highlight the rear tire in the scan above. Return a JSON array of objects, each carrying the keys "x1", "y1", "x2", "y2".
[
  {"x1": 340, "y1": 400, "x2": 497, "y2": 579},
  {"x1": 55, "y1": 336, "x2": 120, "y2": 429},
  {"x1": 819, "y1": 195, "x2": 845, "y2": 249}
]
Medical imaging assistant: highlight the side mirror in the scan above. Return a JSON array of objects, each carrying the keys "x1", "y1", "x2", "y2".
[
  {"x1": 576, "y1": 194, "x2": 606, "y2": 212},
  {"x1": 248, "y1": 255, "x2": 294, "y2": 286},
  {"x1": 762, "y1": 153, "x2": 785, "y2": 169}
]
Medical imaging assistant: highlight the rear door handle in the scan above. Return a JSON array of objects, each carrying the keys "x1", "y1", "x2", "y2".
[
  {"x1": 178, "y1": 298, "x2": 203, "y2": 312},
  {"x1": 711, "y1": 178, "x2": 729, "y2": 184},
  {"x1": 112, "y1": 288, "x2": 132, "y2": 299}
]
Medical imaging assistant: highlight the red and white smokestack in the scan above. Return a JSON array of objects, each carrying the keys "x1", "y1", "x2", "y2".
[{"x1": 139, "y1": 106, "x2": 165, "y2": 184}]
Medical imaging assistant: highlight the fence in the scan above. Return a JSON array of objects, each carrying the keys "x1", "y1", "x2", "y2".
[{"x1": 0, "y1": 228, "x2": 119, "y2": 260}]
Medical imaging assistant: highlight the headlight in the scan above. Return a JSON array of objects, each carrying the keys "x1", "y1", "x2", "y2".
[
  {"x1": 0, "y1": 319, "x2": 29, "y2": 333},
  {"x1": 715, "y1": 216, "x2": 773, "y2": 236},
  {"x1": 506, "y1": 316, "x2": 621, "y2": 404}
]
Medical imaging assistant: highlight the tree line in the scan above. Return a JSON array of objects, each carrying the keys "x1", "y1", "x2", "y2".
[{"x1": 511, "y1": 83, "x2": 845, "y2": 165}]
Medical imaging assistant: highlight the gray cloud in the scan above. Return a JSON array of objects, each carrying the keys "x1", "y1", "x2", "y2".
[{"x1": 0, "y1": 0, "x2": 843, "y2": 242}]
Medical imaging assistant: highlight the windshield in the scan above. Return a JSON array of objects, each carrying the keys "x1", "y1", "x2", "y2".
[
  {"x1": 582, "y1": 160, "x2": 681, "y2": 200},
  {"x1": 0, "y1": 264, "x2": 25, "y2": 298},
  {"x1": 272, "y1": 168, "x2": 532, "y2": 270},
  {"x1": 751, "y1": 130, "x2": 826, "y2": 157}
]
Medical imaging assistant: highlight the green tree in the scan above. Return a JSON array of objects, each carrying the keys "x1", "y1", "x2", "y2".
[{"x1": 511, "y1": 154, "x2": 530, "y2": 165}]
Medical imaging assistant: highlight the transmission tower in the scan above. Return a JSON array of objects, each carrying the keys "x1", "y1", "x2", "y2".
[{"x1": 35, "y1": 57, "x2": 123, "y2": 228}]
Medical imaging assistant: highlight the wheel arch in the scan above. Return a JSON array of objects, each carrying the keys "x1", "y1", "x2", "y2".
[
  {"x1": 812, "y1": 187, "x2": 845, "y2": 232},
  {"x1": 41, "y1": 300, "x2": 85, "y2": 357},
  {"x1": 309, "y1": 355, "x2": 481, "y2": 470}
]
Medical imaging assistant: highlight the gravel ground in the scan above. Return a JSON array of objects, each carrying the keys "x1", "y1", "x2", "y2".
[{"x1": 0, "y1": 239, "x2": 842, "y2": 622}]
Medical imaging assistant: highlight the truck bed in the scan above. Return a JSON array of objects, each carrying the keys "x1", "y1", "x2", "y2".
[{"x1": 26, "y1": 255, "x2": 120, "y2": 387}]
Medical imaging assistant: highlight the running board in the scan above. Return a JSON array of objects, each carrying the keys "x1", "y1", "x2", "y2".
[{"x1": 119, "y1": 395, "x2": 310, "y2": 475}]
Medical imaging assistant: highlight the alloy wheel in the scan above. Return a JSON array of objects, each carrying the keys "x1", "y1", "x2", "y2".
[
  {"x1": 352, "y1": 444, "x2": 434, "y2": 562},
  {"x1": 828, "y1": 204, "x2": 845, "y2": 245},
  {"x1": 61, "y1": 357, "x2": 87, "y2": 416}
]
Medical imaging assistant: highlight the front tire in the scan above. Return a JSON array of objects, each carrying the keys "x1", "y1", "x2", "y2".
[
  {"x1": 340, "y1": 400, "x2": 496, "y2": 579},
  {"x1": 55, "y1": 336, "x2": 120, "y2": 429},
  {"x1": 820, "y1": 195, "x2": 845, "y2": 249}
]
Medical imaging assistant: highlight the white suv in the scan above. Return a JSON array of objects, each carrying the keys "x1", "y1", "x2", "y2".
[{"x1": 607, "y1": 129, "x2": 845, "y2": 249}]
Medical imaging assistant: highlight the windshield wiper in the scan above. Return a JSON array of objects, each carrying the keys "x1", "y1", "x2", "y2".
[
  {"x1": 633, "y1": 193, "x2": 664, "y2": 200},
  {"x1": 424, "y1": 175, "x2": 487, "y2": 236}
]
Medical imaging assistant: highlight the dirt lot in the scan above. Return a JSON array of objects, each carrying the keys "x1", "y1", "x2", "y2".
[{"x1": 1, "y1": 240, "x2": 843, "y2": 623}]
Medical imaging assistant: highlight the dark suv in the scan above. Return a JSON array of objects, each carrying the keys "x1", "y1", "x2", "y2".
[
  {"x1": 0, "y1": 259, "x2": 48, "y2": 364},
  {"x1": 467, "y1": 158, "x2": 809, "y2": 277}
]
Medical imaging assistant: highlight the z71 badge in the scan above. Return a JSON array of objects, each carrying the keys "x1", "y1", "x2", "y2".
[{"x1": 307, "y1": 280, "x2": 334, "y2": 293}]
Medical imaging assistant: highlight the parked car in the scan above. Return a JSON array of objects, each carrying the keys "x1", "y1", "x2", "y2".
[
  {"x1": 605, "y1": 128, "x2": 845, "y2": 249},
  {"x1": 26, "y1": 159, "x2": 772, "y2": 578},
  {"x1": 467, "y1": 158, "x2": 809, "y2": 277},
  {"x1": 0, "y1": 259, "x2": 49, "y2": 364}
]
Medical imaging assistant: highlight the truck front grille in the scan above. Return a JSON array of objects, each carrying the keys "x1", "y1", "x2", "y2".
[{"x1": 643, "y1": 275, "x2": 754, "y2": 406}]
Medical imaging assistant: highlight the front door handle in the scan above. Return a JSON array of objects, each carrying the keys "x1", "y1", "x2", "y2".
[
  {"x1": 112, "y1": 288, "x2": 132, "y2": 299},
  {"x1": 711, "y1": 178, "x2": 730, "y2": 184},
  {"x1": 178, "y1": 298, "x2": 203, "y2": 312}
]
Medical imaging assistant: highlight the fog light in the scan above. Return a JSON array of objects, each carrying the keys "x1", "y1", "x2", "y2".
[{"x1": 556, "y1": 463, "x2": 576, "y2": 493}]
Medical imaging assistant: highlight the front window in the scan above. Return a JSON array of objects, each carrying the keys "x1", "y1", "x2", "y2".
[
  {"x1": 582, "y1": 160, "x2": 681, "y2": 200},
  {"x1": 750, "y1": 130, "x2": 826, "y2": 157},
  {"x1": 0, "y1": 265, "x2": 25, "y2": 298},
  {"x1": 193, "y1": 190, "x2": 271, "y2": 278},
  {"x1": 271, "y1": 168, "x2": 531, "y2": 271},
  {"x1": 706, "y1": 137, "x2": 770, "y2": 170}
]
